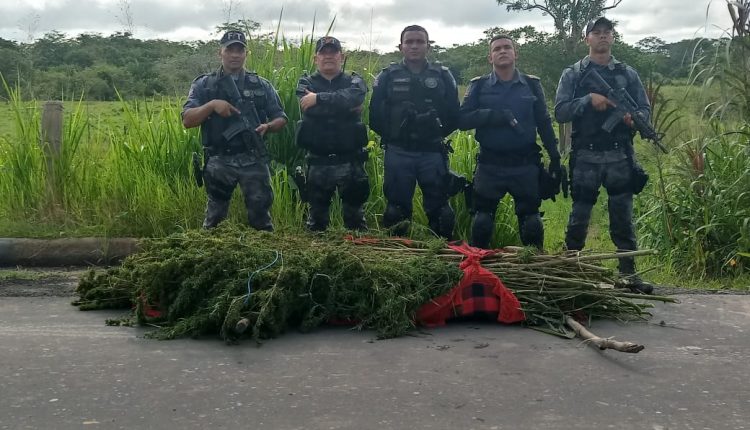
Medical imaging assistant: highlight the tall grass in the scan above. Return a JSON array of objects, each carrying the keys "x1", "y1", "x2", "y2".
[{"x1": 637, "y1": 34, "x2": 750, "y2": 278}]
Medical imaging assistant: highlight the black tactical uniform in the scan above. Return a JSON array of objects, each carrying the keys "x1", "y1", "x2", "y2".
[
  {"x1": 555, "y1": 54, "x2": 652, "y2": 287},
  {"x1": 296, "y1": 69, "x2": 369, "y2": 230},
  {"x1": 459, "y1": 70, "x2": 560, "y2": 249},
  {"x1": 368, "y1": 60, "x2": 460, "y2": 238},
  {"x1": 183, "y1": 69, "x2": 287, "y2": 230}
]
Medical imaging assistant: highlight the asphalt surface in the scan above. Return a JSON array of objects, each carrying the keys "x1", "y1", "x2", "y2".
[{"x1": 1, "y1": 276, "x2": 750, "y2": 429}]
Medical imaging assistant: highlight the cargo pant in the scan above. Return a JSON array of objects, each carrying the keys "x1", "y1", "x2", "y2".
[
  {"x1": 305, "y1": 162, "x2": 369, "y2": 231},
  {"x1": 202, "y1": 153, "x2": 273, "y2": 231},
  {"x1": 382, "y1": 145, "x2": 455, "y2": 238},
  {"x1": 565, "y1": 149, "x2": 638, "y2": 275}
]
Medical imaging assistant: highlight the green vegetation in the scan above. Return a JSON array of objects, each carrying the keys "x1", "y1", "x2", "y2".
[{"x1": 1, "y1": 20, "x2": 748, "y2": 289}]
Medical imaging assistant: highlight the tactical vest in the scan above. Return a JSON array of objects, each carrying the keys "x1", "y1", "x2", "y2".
[
  {"x1": 384, "y1": 62, "x2": 447, "y2": 149},
  {"x1": 200, "y1": 71, "x2": 268, "y2": 152},
  {"x1": 571, "y1": 61, "x2": 634, "y2": 150},
  {"x1": 296, "y1": 73, "x2": 367, "y2": 157},
  {"x1": 470, "y1": 72, "x2": 544, "y2": 154}
]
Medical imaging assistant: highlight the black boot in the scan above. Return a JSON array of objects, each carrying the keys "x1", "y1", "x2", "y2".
[
  {"x1": 617, "y1": 256, "x2": 654, "y2": 294},
  {"x1": 617, "y1": 274, "x2": 654, "y2": 295}
]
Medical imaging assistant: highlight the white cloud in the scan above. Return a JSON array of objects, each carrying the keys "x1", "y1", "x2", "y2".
[{"x1": 0, "y1": 0, "x2": 736, "y2": 51}]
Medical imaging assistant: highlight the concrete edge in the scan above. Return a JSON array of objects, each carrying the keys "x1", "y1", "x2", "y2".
[{"x1": 0, "y1": 238, "x2": 141, "y2": 267}]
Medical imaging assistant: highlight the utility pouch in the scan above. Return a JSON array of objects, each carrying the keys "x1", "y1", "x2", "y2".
[{"x1": 631, "y1": 161, "x2": 649, "y2": 194}]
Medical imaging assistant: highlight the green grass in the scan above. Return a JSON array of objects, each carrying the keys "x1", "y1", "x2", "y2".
[{"x1": 1, "y1": 77, "x2": 747, "y2": 288}]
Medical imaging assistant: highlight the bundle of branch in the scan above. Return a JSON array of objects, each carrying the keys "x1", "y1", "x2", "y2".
[
  {"x1": 350, "y1": 239, "x2": 677, "y2": 352},
  {"x1": 74, "y1": 227, "x2": 674, "y2": 352}
]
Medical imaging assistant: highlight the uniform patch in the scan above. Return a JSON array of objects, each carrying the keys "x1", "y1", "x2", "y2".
[{"x1": 424, "y1": 77, "x2": 438, "y2": 89}]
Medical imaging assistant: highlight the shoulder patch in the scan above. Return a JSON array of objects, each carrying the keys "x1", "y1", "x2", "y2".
[{"x1": 192, "y1": 73, "x2": 210, "y2": 83}]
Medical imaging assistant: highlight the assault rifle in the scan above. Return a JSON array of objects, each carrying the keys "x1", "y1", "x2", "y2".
[
  {"x1": 580, "y1": 69, "x2": 667, "y2": 153},
  {"x1": 216, "y1": 74, "x2": 268, "y2": 159}
]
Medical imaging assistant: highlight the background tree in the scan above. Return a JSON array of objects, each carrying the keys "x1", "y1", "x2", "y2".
[{"x1": 494, "y1": 0, "x2": 623, "y2": 53}]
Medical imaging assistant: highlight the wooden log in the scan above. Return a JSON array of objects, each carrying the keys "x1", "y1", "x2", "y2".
[{"x1": 565, "y1": 316, "x2": 645, "y2": 353}]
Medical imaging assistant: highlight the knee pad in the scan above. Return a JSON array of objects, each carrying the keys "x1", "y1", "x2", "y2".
[
  {"x1": 472, "y1": 193, "x2": 499, "y2": 215},
  {"x1": 383, "y1": 204, "x2": 409, "y2": 227},
  {"x1": 519, "y1": 213, "x2": 544, "y2": 248},
  {"x1": 341, "y1": 175, "x2": 370, "y2": 206},
  {"x1": 428, "y1": 204, "x2": 455, "y2": 239},
  {"x1": 471, "y1": 211, "x2": 495, "y2": 249}
]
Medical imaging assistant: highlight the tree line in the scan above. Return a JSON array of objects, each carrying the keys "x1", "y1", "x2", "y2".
[{"x1": 0, "y1": 23, "x2": 723, "y2": 101}]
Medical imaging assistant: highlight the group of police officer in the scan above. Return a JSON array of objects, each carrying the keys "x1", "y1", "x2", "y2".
[{"x1": 181, "y1": 17, "x2": 655, "y2": 294}]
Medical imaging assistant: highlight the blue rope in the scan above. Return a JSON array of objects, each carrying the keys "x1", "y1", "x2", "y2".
[{"x1": 244, "y1": 251, "x2": 280, "y2": 305}]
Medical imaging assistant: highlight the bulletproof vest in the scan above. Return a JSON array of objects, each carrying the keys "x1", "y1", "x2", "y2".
[
  {"x1": 201, "y1": 71, "x2": 268, "y2": 151},
  {"x1": 384, "y1": 62, "x2": 447, "y2": 147},
  {"x1": 297, "y1": 73, "x2": 366, "y2": 156},
  {"x1": 572, "y1": 62, "x2": 634, "y2": 148}
]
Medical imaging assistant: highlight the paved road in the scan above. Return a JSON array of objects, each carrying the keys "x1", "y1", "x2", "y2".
[{"x1": 1, "y1": 292, "x2": 749, "y2": 429}]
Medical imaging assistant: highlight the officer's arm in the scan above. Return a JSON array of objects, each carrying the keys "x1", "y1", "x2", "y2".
[
  {"x1": 440, "y1": 69, "x2": 460, "y2": 136},
  {"x1": 554, "y1": 68, "x2": 592, "y2": 123},
  {"x1": 368, "y1": 71, "x2": 388, "y2": 136},
  {"x1": 532, "y1": 80, "x2": 561, "y2": 159},
  {"x1": 317, "y1": 74, "x2": 368, "y2": 111},
  {"x1": 458, "y1": 80, "x2": 491, "y2": 130},
  {"x1": 261, "y1": 82, "x2": 289, "y2": 133},
  {"x1": 182, "y1": 78, "x2": 214, "y2": 128}
]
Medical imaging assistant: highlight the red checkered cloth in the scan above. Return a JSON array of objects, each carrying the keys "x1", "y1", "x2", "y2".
[{"x1": 417, "y1": 242, "x2": 525, "y2": 326}]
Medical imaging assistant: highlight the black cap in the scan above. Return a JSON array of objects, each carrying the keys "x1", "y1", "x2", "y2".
[
  {"x1": 585, "y1": 17, "x2": 614, "y2": 36},
  {"x1": 315, "y1": 36, "x2": 342, "y2": 53},
  {"x1": 220, "y1": 30, "x2": 247, "y2": 48}
]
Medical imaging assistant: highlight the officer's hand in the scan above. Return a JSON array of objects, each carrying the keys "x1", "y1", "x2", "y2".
[
  {"x1": 255, "y1": 123, "x2": 270, "y2": 137},
  {"x1": 590, "y1": 93, "x2": 616, "y2": 111},
  {"x1": 489, "y1": 109, "x2": 514, "y2": 126},
  {"x1": 300, "y1": 89, "x2": 317, "y2": 111},
  {"x1": 623, "y1": 112, "x2": 634, "y2": 128},
  {"x1": 212, "y1": 100, "x2": 240, "y2": 117},
  {"x1": 351, "y1": 104, "x2": 364, "y2": 114},
  {"x1": 548, "y1": 157, "x2": 562, "y2": 179}
]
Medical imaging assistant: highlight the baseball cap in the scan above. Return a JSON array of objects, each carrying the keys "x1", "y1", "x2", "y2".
[
  {"x1": 315, "y1": 36, "x2": 342, "y2": 53},
  {"x1": 585, "y1": 17, "x2": 614, "y2": 36},
  {"x1": 220, "y1": 30, "x2": 247, "y2": 48}
]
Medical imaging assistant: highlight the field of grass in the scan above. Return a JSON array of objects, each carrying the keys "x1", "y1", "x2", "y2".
[{"x1": 1, "y1": 81, "x2": 747, "y2": 290}]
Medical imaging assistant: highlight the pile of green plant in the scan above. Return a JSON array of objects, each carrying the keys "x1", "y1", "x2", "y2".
[
  {"x1": 74, "y1": 226, "x2": 674, "y2": 344},
  {"x1": 74, "y1": 226, "x2": 462, "y2": 340}
]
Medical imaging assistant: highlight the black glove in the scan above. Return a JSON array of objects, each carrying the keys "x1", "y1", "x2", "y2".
[{"x1": 488, "y1": 109, "x2": 516, "y2": 127}]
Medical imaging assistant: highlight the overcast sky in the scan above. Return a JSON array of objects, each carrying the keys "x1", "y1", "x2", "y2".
[{"x1": 0, "y1": 0, "x2": 734, "y2": 52}]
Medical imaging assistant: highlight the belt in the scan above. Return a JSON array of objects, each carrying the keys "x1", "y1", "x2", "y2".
[
  {"x1": 306, "y1": 152, "x2": 363, "y2": 165},
  {"x1": 572, "y1": 138, "x2": 630, "y2": 151},
  {"x1": 477, "y1": 150, "x2": 540, "y2": 166}
]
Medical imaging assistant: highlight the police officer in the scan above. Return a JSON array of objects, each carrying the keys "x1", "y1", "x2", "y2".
[
  {"x1": 555, "y1": 17, "x2": 654, "y2": 294},
  {"x1": 182, "y1": 30, "x2": 288, "y2": 230},
  {"x1": 296, "y1": 36, "x2": 369, "y2": 231},
  {"x1": 368, "y1": 25, "x2": 460, "y2": 238},
  {"x1": 459, "y1": 34, "x2": 561, "y2": 250}
]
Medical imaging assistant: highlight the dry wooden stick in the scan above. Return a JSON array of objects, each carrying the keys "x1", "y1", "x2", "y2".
[{"x1": 565, "y1": 316, "x2": 645, "y2": 353}]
